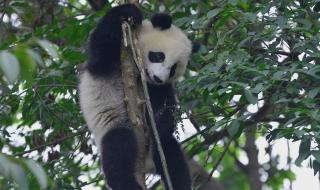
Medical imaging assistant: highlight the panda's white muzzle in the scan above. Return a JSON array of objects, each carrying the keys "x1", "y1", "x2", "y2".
[{"x1": 146, "y1": 63, "x2": 171, "y2": 84}]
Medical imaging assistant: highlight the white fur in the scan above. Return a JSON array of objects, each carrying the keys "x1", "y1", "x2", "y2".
[
  {"x1": 138, "y1": 20, "x2": 192, "y2": 84},
  {"x1": 79, "y1": 72, "x2": 127, "y2": 150}
]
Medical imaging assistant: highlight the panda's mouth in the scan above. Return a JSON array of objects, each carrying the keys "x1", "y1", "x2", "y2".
[
  {"x1": 145, "y1": 70, "x2": 155, "y2": 83},
  {"x1": 145, "y1": 70, "x2": 165, "y2": 84},
  {"x1": 146, "y1": 70, "x2": 151, "y2": 80},
  {"x1": 169, "y1": 63, "x2": 177, "y2": 78}
]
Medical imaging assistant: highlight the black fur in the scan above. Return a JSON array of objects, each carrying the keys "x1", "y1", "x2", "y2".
[
  {"x1": 151, "y1": 13, "x2": 172, "y2": 30},
  {"x1": 148, "y1": 51, "x2": 165, "y2": 63},
  {"x1": 148, "y1": 84, "x2": 191, "y2": 190},
  {"x1": 147, "y1": 84, "x2": 176, "y2": 138},
  {"x1": 192, "y1": 42, "x2": 201, "y2": 53},
  {"x1": 87, "y1": 4, "x2": 143, "y2": 75},
  {"x1": 101, "y1": 126, "x2": 142, "y2": 190},
  {"x1": 88, "y1": 4, "x2": 191, "y2": 190},
  {"x1": 153, "y1": 138, "x2": 191, "y2": 190},
  {"x1": 169, "y1": 63, "x2": 177, "y2": 78}
]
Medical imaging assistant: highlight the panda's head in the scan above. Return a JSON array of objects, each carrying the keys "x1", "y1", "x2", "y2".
[{"x1": 138, "y1": 14, "x2": 199, "y2": 85}]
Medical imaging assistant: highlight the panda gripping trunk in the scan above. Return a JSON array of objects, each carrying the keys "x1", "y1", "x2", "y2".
[{"x1": 79, "y1": 4, "x2": 195, "y2": 190}]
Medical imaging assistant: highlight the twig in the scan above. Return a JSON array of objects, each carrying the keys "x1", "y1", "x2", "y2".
[
  {"x1": 229, "y1": 150, "x2": 248, "y2": 174},
  {"x1": 181, "y1": 127, "x2": 210, "y2": 145},
  {"x1": 241, "y1": 45, "x2": 300, "y2": 57},
  {"x1": 0, "y1": 0, "x2": 9, "y2": 23},
  {"x1": 202, "y1": 8, "x2": 220, "y2": 45},
  {"x1": 14, "y1": 128, "x2": 87, "y2": 157},
  {"x1": 198, "y1": 138, "x2": 233, "y2": 189},
  {"x1": 287, "y1": 140, "x2": 293, "y2": 190},
  {"x1": 80, "y1": 175, "x2": 104, "y2": 188}
]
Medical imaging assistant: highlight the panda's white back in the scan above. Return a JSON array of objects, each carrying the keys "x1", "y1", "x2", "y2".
[{"x1": 78, "y1": 71, "x2": 128, "y2": 149}]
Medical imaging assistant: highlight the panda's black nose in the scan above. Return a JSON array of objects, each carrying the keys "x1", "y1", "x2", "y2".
[{"x1": 153, "y1": 75, "x2": 163, "y2": 83}]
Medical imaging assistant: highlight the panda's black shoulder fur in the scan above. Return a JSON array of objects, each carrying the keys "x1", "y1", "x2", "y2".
[{"x1": 87, "y1": 4, "x2": 143, "y2": 75}]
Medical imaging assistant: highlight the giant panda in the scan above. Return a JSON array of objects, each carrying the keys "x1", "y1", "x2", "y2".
[{"x1": 78, "y1": 4, "x2": 199, "y2": 190}]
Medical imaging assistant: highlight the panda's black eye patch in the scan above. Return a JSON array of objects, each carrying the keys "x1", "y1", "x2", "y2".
[
  {"x1": 148, "y1": 51, "x2": 165, "y2": 63},
  {"x1": 169, "y1": 63, "x2": 178, "y2": 78}
]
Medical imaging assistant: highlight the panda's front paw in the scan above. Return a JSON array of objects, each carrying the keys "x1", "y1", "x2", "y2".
[{"x1": 119, "y1": 4, "x2": 143, "y2": 27}]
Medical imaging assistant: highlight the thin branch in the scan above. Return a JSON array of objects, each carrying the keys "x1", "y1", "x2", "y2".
[
  {"x1": 0, "y1": 0, "x2": 9, "y2": 23},
  {"x1": 80, "y1": 175, "x2": 104, "y2": 188},
  {"x1": 150, "y1": 159, "x2": 227, "y2": 190},
  {"x1": 202, "y1": 14, "x2": 219, "y2": 45},
  {"x1": 181, "y1": 127, "x2": 210, "y2": 144},
  {"x1": 229, "y1": 151, "x2": 248, "y2": 174},
  {"x1": 183, "y1": 128, "x2": 229, "y2": 156},
  {"x1": 198, "y1": 138, "x2": 233, "y2": 189},
  {"x1": 287, "y1": 140, "x2": 293, "y2": 190},
  {"x1": 188, "y1": 114, "x2": 202, "y2": 132},
  {"x1": 244, "y1": 101, "x2": 272, "y2": 126},
  {"x1": 189, "y1": 159, "x2": 226, "y2": 190},
  {"x1": 241, "y1": 45, "x2": 300, "y2": 57},
  {"x1": 14, "y1": 128, "x2": 87, "y2": 157}
]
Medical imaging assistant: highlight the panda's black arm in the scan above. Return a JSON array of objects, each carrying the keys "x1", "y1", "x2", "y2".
[
  {"x1": 147, "y1": 84, "x2": 177, "y2": 136},
  {"x1": 87, "y1": 4, "x2": 143, "y2": 75},
  {"x1": 148, "y1": 84, "x2": 192, "y2": 190}
]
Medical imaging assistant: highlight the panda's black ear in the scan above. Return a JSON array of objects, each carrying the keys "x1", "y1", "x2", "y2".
[
  {"x1": 192, "y1": 42, "x2": 201, "y2": 53},
  {"x1": 151, "y1": 13, "x2": 172, "y2": 30}
]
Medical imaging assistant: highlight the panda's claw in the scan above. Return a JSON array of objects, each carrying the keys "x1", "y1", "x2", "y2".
[{"x1": 118, "y1": 4, "x2": 143, "y2": 26}]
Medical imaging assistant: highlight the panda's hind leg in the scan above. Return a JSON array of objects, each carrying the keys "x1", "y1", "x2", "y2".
[
  {"x1": 153, "y1": 136, "x2": 192, "y2": 190},
  {"x1": 101, "y1": 127, "x2": 143, "y2": 190}
]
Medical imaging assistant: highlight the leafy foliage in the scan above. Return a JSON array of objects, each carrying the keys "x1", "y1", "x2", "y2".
[{"x1": 0, "y1": 0, "x2": 319, "y2": 189}]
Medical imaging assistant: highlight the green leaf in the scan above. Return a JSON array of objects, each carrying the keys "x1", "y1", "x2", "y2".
[
  {"x1": 15, "y1": 48, "x2": 37, "y2": 83},
  {"x1": 312, "y1": 150, "x2": 320, "y2": 162},
  {"x1": 312, "y1": 160, "x2": 320, "y2": 175},
  {"x1": 272, "y1": 71, "x2": 286, "y2": 80},
  {"x1": 0, "y1": 154, "x2": 28, "y2": 190},
  {"x1": 295, "y1": 138, "x2": 311, "y2": 166},
  {"x1": 207, "y1": 8, "x2": 222, "y2": 18},
  {"x1": 37, "y1": 39, "x2": 59, "y2": 61},
  {"x1": 244, "y1": 89, "x2": 258, "y2": 104},
  {"x1": 227, "y1": 119, "x2": 240, "y2": 137},
  {"x1": 24, "y1": 160, "x2": 48, "y2": 188},
  {"x1": 308, "y1": 88, "x2": 320, "y2": 99},
  {"x1": 26, "y1": 49, "x2": 44, "y2": 66},
  {"x1": 314, "y1": 2, "x2": 320, "y2": 12},
  {"x1": 0, "y1": 51, "x2": 20, "y2": 84},
  {"x1": 175, "y1": 17, "x2": 192, "y2": 27},
  {"x1": 243, "y1": 13, "x2": 257, "y2": 22},
  {"x1": 228, "y1": 0, "x2": 237, "y2": 5}
]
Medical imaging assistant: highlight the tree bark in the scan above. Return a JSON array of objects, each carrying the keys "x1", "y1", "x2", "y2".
[
  {"x1": 245, "y1": 132, "x2": 262, "y2": 190},
  {"x1": 120, "y1": 50, "x2": 147, "y2": 190},
  {"x1": 119, "y1": 1, "x2": 147, "y2": 189}
]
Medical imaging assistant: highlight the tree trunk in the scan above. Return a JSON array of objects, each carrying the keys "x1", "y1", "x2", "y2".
[{"x1": 245, "y1": 132, "x2": 262, "y2": 190}]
